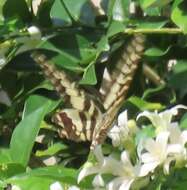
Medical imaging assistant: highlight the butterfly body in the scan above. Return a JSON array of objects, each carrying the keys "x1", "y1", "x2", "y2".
[{"x1": 31, "y1": 34, "x2": 145, "y2": 150}]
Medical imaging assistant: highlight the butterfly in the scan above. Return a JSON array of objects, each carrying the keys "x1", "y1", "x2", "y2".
[{"x1": 31, "y1": 34, "x2": 145, "y2": 150}]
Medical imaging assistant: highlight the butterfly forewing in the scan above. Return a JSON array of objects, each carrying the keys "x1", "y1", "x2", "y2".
[
  {"x1": 91, "y1": 34, "x2": 145, "y2": 149},
  {"x1": 31, "y1": 52, "x2": 102, "y2": 142}
]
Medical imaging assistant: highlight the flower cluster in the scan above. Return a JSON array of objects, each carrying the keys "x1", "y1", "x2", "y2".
[{"x1": 78, "y1": 105, "x2": 187, "y2": 190}]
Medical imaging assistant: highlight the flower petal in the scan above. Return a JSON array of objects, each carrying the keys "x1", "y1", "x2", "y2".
[
  {"x1": 118, "y1": 110, "x2": 128, "y2": 127},
  {"x1": 12, "y1": 185, "x2": 21, "y2": 190},
  {"x1": 119, "y1": 179, "x2": 134, "y2": 190},
  {"x1": 139, "y1": 162, "x2": 159, "y2": 176},
  {"x1": 181, "y1": 130, "x2": 187, "y2": 145},
  {"x1": 50, "y1": 182, "x2": 63, "y2": 190},
  {"x1": 68, "y1": 186, "x2": 80, "y2": 190},
  {"x1": 78, "y1": 165, "x2": 100, "y2": 183},
  {"x1": 94, "y1": 145, "x2": 104, "y2": 164},
  {"x1": 92, "y1": 174, "x2": 105, "y2": 187},
  {"x1": 140, "y1": 153, "x2": 158, "y2": 163},
  {"x1": 163, "y1": 157, "x2": 174, "y2": 175}
]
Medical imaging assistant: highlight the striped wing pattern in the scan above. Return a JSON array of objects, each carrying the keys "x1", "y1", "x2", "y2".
[
  {"x1": 31, "y1": 34, "x2": 145, "y2": 149},
  {"x1": 31, "y1": 53, "x2": 102, "y2": 142}
]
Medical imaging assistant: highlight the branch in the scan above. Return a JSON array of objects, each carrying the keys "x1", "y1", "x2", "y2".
[{"x1": 124, "y1": 28, "x2": 183, "y2": 34}]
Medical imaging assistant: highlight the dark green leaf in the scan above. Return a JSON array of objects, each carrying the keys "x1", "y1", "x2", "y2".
[
  {"x1": 3, "y1": 0, "x2": 31, "y2": 22},
  {"x1": 38, "y1": 32, "x2": 99, "y2": 71},
  {"x1": 169, "y1": 60, "x2": 187, "y2": 98},
  {"x1": 36, "y1": 0, "x2": 55, "y2": 27}
]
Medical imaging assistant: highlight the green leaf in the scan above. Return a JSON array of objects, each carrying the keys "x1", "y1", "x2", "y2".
[
  {"x1": 0, "y1": 163, "x2": 25, "y2": 179},
  {"x1": 144, "y1": 46, "x2": 171, "y2": 57},
  {"x1": 0, "y1": 1, "x2": 4, "y2": 21},
  {"x1": 127, "y1": 96, "x2": 164, "y2": 111},
  {"x1": 79, "y1": 63, "x2": 97, "y2": 85},
  {"x1": 62, "y1": 0, "x2": 96, "y2": 26},
  {"x1": 22, "y1": 95, "x2": 60, "y2": 118},
  {"x1": 9, "y1": 95, "x2": 59, "y2": 167},
  {"x1": 36, "y1": 143, "x2": 67, "y2": 157},
  {"x1": 169, "y1": 60, "x2": 187, "y2": 98},
  {"x1": 135, "y1": 19, "x2": 168, "y2": 29},
  {"x1": 108, "y1": 0, "x2": 130, "y2": 22},
  {"x1": 107, "y1": 21, "x2": 125, "y2": 37},
  {"x1": 0, "y1": 149, "x2": 12, "y2": 164},
  {"x1": 6, "y1": 166, "x2": 78, "y2": 190},
  {"x1": 3, "y1": 0, "x2": 31, "y2": 22},
  {"x1": 180, "y1": 113, "x2": 187, "y2": 129},
  {"x1": 38, "y1": 32, "x2": 99, "y2": 71},
  {"x1": 36, "y1": 0, "x2": 55, "y2": 27},
  {"x1": 171, "y1": 0, "x2": 187, "y2": 34},
  {"x1": 50, "y1": 0, "x2": 72, "y2": 26},
  {"x1": 140, "y1": 0, "x2": 172, "y2": 9}
]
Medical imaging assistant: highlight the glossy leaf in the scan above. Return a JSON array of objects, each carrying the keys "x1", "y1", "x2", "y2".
[
  {"x1": 62, "y1": 0, "x2": 96, "y2": 26},
  {"x1": 171, "y1": 0, "x2": 187, "y2": 34},
  {"x1": 7, "y1": 166, "x2": 78, "y2": 190},
  {"x1": 10, "y1": 95, "x2": 59, "y2": 167},
  {"x1": 50, "y1": 0, "x2": 72, "y2": 26},
  {"x1": 144, "y1": 46, "x2": 171, "y2": 56},
  {"x1": 127, "y1": 96, "x2": 164, "y2": 111},
  {"x1": 140, "y1": 0, "x2": 172, "y2": 9}
]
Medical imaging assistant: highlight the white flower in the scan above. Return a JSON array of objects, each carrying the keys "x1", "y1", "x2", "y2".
[
  {"x1": 68, "y1": 185, "x2": 80, "y2": 190},
  {"x1": 108, "y1": 110, "x2": 137, "y2": 148},
  {"x1": 167, "y1": 124, "x2": 187, "y2": 165},
  {"x1": 27, "y1": 26, "x2": 42, "y2": 40},
  {"x1": 137, "y1": 105, "x2": 187, "y2": 133},
  {"x1": 92, "y1": 174, "x2": 105, "y2": 188},
  {"x1": 139, "y1": 131, "x2": 176, "y2": 175},
  {"x1": 78, "y1": 146, "x2": 122, "y2": 183},
  {"x1": 50, "y1": 182, "x2": 63, "y2": 190},
  {"x1": 12, "y1": 185, "x2": 21, "y2": 190},
  {"x1": 0, "y1": 56, "x2": 6, "y2": 69},
  {"x1": 107, "y1": 151, "x2": 148, "y2": 190},
  {"x1": 79, "y1": 146, "x2": 149, "y2": 190}
]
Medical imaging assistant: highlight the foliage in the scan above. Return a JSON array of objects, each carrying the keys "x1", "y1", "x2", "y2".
[{"x1": 0, "y1": 0, "x2": 187, "y2": 189}]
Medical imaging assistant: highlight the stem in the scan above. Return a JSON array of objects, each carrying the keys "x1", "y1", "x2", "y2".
[
  {"x1": 143, "y1": 63, "x2": 166, "y2": 86},
  {"x1": 124, "y1": 28, "x2": 183, "y2": 34}
]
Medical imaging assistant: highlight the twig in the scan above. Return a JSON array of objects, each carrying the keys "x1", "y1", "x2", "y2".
[
  {"x1": 143, "y1": 63, "x2": 166, "y2": 86},
  {"x1": 124, "y1": 28, "x2": 183, "y2": 34}
]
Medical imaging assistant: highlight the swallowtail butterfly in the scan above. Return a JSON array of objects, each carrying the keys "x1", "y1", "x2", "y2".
[{"x1": 31, "y1": 34, "x2": 145, "y2": 150}]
